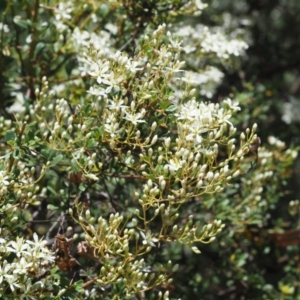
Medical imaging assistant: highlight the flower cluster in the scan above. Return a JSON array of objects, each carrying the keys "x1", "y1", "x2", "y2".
[
  {"x1": 176, "y1": 24, "x2": 248, "y2": 59},
  {"x1": 53, "y1": 1, "x2": 74, "y2": 32},
  {"x1": 0, "y1": 233, "x2": 57, "y2": 298},
  {"x1": 70, "y1": 210, "x2": 169, "y2": 296},
  {"x1": 201, "y1": 134, "x2": 298, "y2": 229},
  {"x1": 171, "y1": 23, "x2": 248, "y2": 98},
  {"x1": 6, "y1": 21, "x2": 260, "y2": 298},
  {"x1": 183, "y1": 67, "x2": 224, "y2": 98}
]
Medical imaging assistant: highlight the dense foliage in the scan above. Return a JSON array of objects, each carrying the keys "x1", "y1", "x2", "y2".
[{"x1": 0, "y1": 0, "x2": 299, "y2": 299}]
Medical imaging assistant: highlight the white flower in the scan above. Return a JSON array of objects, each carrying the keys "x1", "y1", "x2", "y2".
[
  {"x1": 53, "y1": 20, "x2": 68, "y2": 32},
  {"x1": 26, "y1": 233, "x2": 54, "y2": 261},
  {"x1": 100, "y1": 71, "x2": 123, "y2": 91},
  {"x1": 165, "y1": 158, "x2": 183, "y2": 175},
  {"x1": 0, "y1": 171, "x2": 10, "y2": 186},
  {"x1": 123, "y1": 111, "x2": 146, "y2": 126},
  {"x1": 140, "y1": 231, "x2": 159, "y2": 247},
  {"x1": 71, "y1": 28, "x2": 90, "y2": 50},
  {"x1": 105, "y1": 23, "x2": 118, "y2": 35},
  {"x1": 12, "y1": 257, "x2": 32, "y2": 275},
  {"x1": 7, "y1": 92, "x2": 26, "y2": 114},
  {"x1": 0, "y1": 263, "x2": 13, "y2": 285},
  {"x1": 0, "y1": 22, "x2": 9, "y2": 33},
  {"x1": 125, "y1": 60, "x2": 142, "y2": 74},
  {"x1": 195, "y1": 0, "x2": 208, "y2": 10},
  {"x1": 5, "y1": 275, "x2": 21, "y2": 292},
  {"x1": 55, "y1": 3, "x2": 73, "y2": 21},
  {"x1": 6, "y1": 237, "x2": 29, "y2": 257},
  {"x1": 104, "y1": 122, "x2": 123, "y2": 138},
  {"x1": 168, "y1": 35, "x2": 183, "y2": 50},
  {"x1": 87, "y1": 86, "x2": 107, "y2": 97},
  {"x1": 223, "y1": 98, "x2": 241, "y2": 112},
  {"x1": 281, "y1": 97, "x2": 300, "y2": 124},
  {"x1": 90, "y1": 31, "x2": 113, "y2": 52},
  {"x1": 107, "y1": 99, "x2": 126, "y2": 112},
  {"x1": 183, "y1": 67, "x2": 224, "y2": 98},
  {"x1": 87, "y1": 61, "x2": 110, "y2": 82}
]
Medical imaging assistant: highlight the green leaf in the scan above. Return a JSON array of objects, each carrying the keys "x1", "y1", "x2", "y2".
[
  {"x1": 35, "y1": 42, "x2": 45, "y2": 57},
  {"x1": 47, "y1": 204, "x2": 59, "y2": 210},
  {"x1": 87, "y1": 138, "x2": 96, "y2": 148},
  {"x1": 71, "y1": 159, "x2": 80, "y2": 172},
  {"x1": 73, "y1": 280, "x2": 84, "y2": 293},
  {"x1": 27, "y1": 130, "x2": 35, "y2": 141},
  {"x1": 13, "y1": 16, "x2": 32, "y2": 29},
  {"x1": 166, "y1": 105, "x2": 177, "y2": 112},
  {"x1": 51, "y1": 154, "x2": 64, "y2": 166},
  {"x1": 5, "y1": 130, "x2": 16, "y2": 142},
  {"x1": 172, "y1": 264, "x2": 179, "y2": 272},
  {"x1": 28, "y1": 139, "x2": 38, "y2": 146},
  {"x1": 7, "y1": 140, "x2": 15, "y2": 147},
  {"x1": 84, "y1": 104, "x2": 92, "y2": 115},
  {"x1": 79, "y1": 184, "x2": 87, "y2": 192},
  {"x1": 25, "y1": 121, "x2": 37, "y2": 129},
  {"x1": 13, "y1": 148, "x2": 20, "y2": 158},
  {"x1": 47, "y1": 186, "x2": 58, "y2": 196},
  {"x1": 50, "y1": 267, "x2": 58, "y2": 275}
]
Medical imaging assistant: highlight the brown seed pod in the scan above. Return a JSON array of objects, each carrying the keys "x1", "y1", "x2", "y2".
[
  {"x1": 69, "y1": 172, "x2": 83, "y2": 184},
  {"x1": 54, "y1": 235, "x2": 80, "y2": 271}
]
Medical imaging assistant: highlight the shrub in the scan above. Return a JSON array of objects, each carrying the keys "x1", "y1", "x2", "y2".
[{"x1": 0, "y1": 1, "x2": 298, "y2": 299}]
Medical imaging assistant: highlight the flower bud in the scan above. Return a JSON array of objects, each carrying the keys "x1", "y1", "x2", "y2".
[
  {"x1": 151, "y1": 135, "x2": 158, "y2": 145},
  {"x1": 151, "y1": 121, "x2": 157, "y2": 131},
  {"x1": 164, "y1": 137, "x2": 171, "y2": 149}
]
